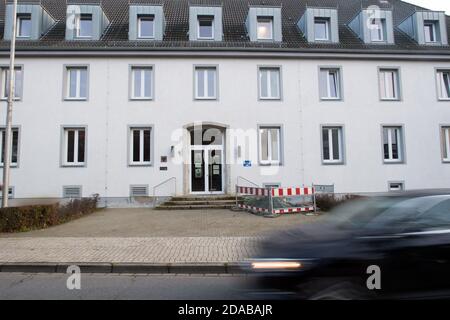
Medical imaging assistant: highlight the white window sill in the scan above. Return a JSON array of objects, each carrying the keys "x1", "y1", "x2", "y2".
[
  {"x1": 259, "y1": 162, "x2": 281, "y2": 166},
  {"x1": 380, "y1": 98, "x2": 401, "y2": 102},
  {"x1": 259, "y1": 97, "x2": 281, "y2": 101},
  {"x1": 322, "y1": 160, "x2": 344, "y2": 165},
  {"x1": 1, "y1": 97, "x2": 22, "y2": 102},
  {"x1": 195, "y1": 97, "x2": 217, "y2": 101},
  {"x1": 129, "y1": 163, "x2": 153, "y2": 167},
  {"x1": 0, "y1": 164, "x2": 18, "y2": 168},
  {"x1": 137, "y1": 37, "x2": 156, "y2": 40},
  {"x1": 62, "y1": 164, "x2": 86, "y2": 168},
  {"x1": 383, "y1": 159, "x2": 404, "y2": 164},
  {"x1": 438, "y1": 98, "x2": 450, "y2": 101},
  {"x1": 65, "y1": 97, "x2": 88, "y2": 101},
  {"x1": 320, "y1": 97, "x2": 341, "y2": 101},
  {"x1": 130, "y1": 97, "x2": 153, "y2": 101},
  {"x1": 443, "y1": 159, "x2": 450, "y2": 163}
]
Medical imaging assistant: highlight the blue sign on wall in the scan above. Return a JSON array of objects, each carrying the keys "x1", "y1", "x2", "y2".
[{"x1": 243, "y1": 160, "x2": 252, "y2": 167}]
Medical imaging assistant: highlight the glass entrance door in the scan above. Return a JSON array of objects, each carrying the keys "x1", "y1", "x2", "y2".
[{"x1": 190, "y1": 147, "x2": 223, "y2": 194}]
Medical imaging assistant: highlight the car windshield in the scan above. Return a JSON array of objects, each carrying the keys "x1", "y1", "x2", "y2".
[{"x1": 324, "y1": 195, "x2": 450, "y2": 231}]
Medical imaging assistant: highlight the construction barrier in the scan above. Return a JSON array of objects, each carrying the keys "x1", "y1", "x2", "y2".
[{"x1": 236, "y1": 185, "x2": 316, "y2": 215}]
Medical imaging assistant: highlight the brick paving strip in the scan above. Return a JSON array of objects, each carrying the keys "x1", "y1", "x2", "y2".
[{"x1": 0, "y1": 237, "x2": 261, "y2": 274}]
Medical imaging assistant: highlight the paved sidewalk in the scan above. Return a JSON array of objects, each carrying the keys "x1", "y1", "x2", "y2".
[{"x1": 0, "y1": 237, "x2": 259, "y2": 264}]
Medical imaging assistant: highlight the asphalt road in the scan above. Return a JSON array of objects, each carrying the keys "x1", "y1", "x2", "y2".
[{"x1": 0, "y1": 273, "x2": 260, "y2": 300}]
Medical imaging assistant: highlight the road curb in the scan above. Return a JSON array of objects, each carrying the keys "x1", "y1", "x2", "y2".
[{"x1": 0, "y1": 262, "x2": 248, "y2": 274}]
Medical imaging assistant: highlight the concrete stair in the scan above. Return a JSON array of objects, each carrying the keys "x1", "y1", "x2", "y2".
[{"x1": 155, "y1": 195, "x2": 241, "y2": 210}]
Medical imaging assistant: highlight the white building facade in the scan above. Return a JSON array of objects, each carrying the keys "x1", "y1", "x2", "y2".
[{"x1": 0, "y1": 0, "x2": 449, "y2": 205}]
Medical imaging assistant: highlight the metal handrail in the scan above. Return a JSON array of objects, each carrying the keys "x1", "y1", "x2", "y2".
[
  {"x1": 236, "y1": 176, "x2": 259, "y2": 188},
  {"x1": 152, "y1": 177, "x2": 177, "y2": 207}
]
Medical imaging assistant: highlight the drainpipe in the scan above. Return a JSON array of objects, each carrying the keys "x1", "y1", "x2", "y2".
[{"x1": 2, "y1": 0, "x2": 18, "y2": 208}]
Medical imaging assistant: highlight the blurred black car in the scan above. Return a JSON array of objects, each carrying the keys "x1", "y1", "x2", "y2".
[{"x1": 248, "y1": 191, "x2": 450, "y2": 299}]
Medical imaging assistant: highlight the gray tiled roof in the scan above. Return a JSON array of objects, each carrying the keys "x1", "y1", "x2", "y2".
[{"x1": 1, "y1": 0, "x2": 449, "y2": 53}]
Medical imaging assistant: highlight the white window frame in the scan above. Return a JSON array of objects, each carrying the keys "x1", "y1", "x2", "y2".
[
  {"x1": 314, "y1": 17, "x2": 330, "y2": 41},
  {"x1": 424, "y1": 21, "x2": 437, "y2": 43},
  {"x1": 129, "y1": 127, "x2": 152, "y2": 166},
  {"x1": 259, "y1": 127, "x2": 281, "y2": 165},
  {"x1": 194, "y1": 66, "x2": 217, "y2": 100},
  {"x1": 130, "y1": 66, "x2": 153, "y2": 100},
  {"x1": 0, "y1": 127, "x2": 19, "y2": 167},
  {"x1": 436, "y1": 70, "x2": 450, "y2": 100},
  {"x1": 62, "y1": 127, "x2": 86, "y2": 167},
  {"x1": 65, "y1": 66, "x2": 88, "y2": 100},
  {"x1": 379, "y1": 68, "x2": 400, "y2": 101},
  {"x1": 370, "y1": 18, "x2": 385, "y2": 42},
  {"x1": 256, "y1": 17, "x2": 273, "y2": 40},
  {"x1": 442, "y1": 126, "x2": 450, "y2": 163},
  {"x1": 383, "y1": 126, "x2": 403, "y2": 163},
  {"x1": 16, "y1": 14, "x2": 32, "y2": 38},
  {"x1": 1, "y1": 66, "x2": 23, "y2": 100},
  {"x1": 320, "y1": 68, "x2": 341, "y2": 100},
  {"x1": 322, "y1": 126, "x2": 344, "y2": 164},
  {"x1": 258, "y1": 67, "x2": 281, "y2": 100},
  {"x1": 76, "y1": 14, "x2": 93, "y2": 39},
  {"x1": 197, "y1": 16, "x2": 214, "y2": 40},
  {"x1": 137, "y1": 15, "x2": 155, "y2": 39}
]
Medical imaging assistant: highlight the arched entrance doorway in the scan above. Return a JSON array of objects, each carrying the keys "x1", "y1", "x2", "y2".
[{"x1": 187, "y1": 125, "x2": 226, "y2": 195}]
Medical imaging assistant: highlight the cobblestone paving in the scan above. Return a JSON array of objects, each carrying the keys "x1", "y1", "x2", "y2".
[{"x1": 0, "y1": 237, "x2": 260, "y2": 263}]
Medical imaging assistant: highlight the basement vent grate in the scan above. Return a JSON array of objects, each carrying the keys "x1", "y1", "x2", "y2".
[
  {"x1": 63, "y1": 186, "x2": 82, "y2": 198},
  {"x1": 130, "y1": 185, "x2": 149, "y2": 197}
]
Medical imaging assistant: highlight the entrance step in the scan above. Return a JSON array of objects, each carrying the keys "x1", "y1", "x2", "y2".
[{"x1": 155, "y1": 195, "x2": 242, "y2": 210}]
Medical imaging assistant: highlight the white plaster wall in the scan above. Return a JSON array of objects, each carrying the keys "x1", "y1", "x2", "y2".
[{"x1": 0, "y1": 56, "x2": 449, "y2": 199}]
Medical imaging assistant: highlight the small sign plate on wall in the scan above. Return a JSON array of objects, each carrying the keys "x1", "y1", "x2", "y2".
[{"x1": 243, "y1": 160, "x2": 252, "y2": 167}]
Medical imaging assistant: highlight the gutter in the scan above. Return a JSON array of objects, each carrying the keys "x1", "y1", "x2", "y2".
[{"x1": 0, "y1": 47, "x2": 450, "y2": 61}]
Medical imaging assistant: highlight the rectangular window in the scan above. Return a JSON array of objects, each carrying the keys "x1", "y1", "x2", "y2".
[
  {"x1": 131, "y1": 67, "x2": 153, "y2": 100},
  {"x1": 314, "y1": 18, "x2": 330, "y2": 41},
  {"x1": 383, "y1": 126, "x2": 403, "y2": 163},
  {"x1": 370, "y1": 18, "x2": 385, "y2": 42},
  {"x1": 66, "y1": 67, "x2": 88, "y2": 100},
  {"x1": 257, "y1": 17, "x2": 273, "y2": 40},
  {"x1": 0, "y1": 128, "x2": 19, "y2": 166},
  {"x1": 424, "y1": 21, "x2": 437, "y2": 43},
  {"x1": 436, "y1": 70, "x2": 450, "y2": 100},
  {"x1": 259, "y1": 67, "x2": 281, "y2": 100},
  {"x1": 63, "y1": 128, "x2": 86, "y2": 166},
  {"x1": 198, "y1": 16, "x2": 214, "y2": 39},
  {"x1": 138, "y1": 15, "x2": 155, "y2": 39},
  {"x1": 379, "y1": 69, "x2": 400, "y2": 100},
  {"x1": 76, "y1": 14, "x2": 93, "y2": 38},
  {"x1": 259, "y1": 127, "x2": 281, "y2": 165},
  {"x1": 195, "y1": 67, "x2": 217, "y2": 100},
  {"x1": 442, "y1": 127, "x2": 450, "y2": 162},
  {"x1": 16, "y1": 14, "x2": 32, "y2": 38},
  {"x1": 1, "y1": 67, "x2": 23, "y2": 100},
  {"x1": 130, "y1": 128, "x2": 152, "y2": 165},
  {"x1": 319, "y1": 68, "x2": 341, "y2": 100},
  {"x1": 322, "y1": 126, "x2": 343, "y2": 164}
]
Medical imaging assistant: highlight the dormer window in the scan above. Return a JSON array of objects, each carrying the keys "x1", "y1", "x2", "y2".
[
  {"x1": 257, "y1": 17, "x2": 273, "y2": 40},
  {"x1": 198, "y1": 16, "x2": 214, "y2": 39},
  {"x1": 424, "y1": 21, "x2": 438, "y2": 43},
  {"x1": 138, "y1": 15, "x2": 155, "y2": 39},
  {"x1": 76, "y1": 14, "x2": 93, "y2": 38},
  {"x1": 314, "y1": 17, "x2": 330, "y2": 41},
  {"x1": 370, "y1": 18, "x2": 385, "y2": 42},
  {"x1": 16, "y1": 14, "x2": 31, "y2": 38}
]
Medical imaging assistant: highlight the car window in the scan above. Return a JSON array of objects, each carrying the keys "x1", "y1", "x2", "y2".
[
  {"x1": 416, "y1": 199, "x2": 450, "y2": 228},
  {"x1": 368, "y1": 196, "x2": 450, "y2": 230}
]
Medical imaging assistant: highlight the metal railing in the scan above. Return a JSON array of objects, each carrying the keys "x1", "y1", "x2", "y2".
[
  {"x1": 152, "y1": 177, "x2": 177, "y2": 207},
  {"x1": 236, "y1": 176, "x2": 259, "y2": 188}
]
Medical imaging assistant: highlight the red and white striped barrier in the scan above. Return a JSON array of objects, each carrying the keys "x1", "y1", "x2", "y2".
[
  {"x1": 238, "y1": 204, "x2": 269, "y2": 213},
  {"x1": 271, "y1": 187, "x2": 314, "y2": 197},
  {"x1": 236, "y1": 185, "x2": 317, "y2": 215},
  {"x1": 272, "y1": 206, "x2": 315, "y2": 214},
  {"x1": 236, "y1": 186, "x2": 270, "y2": 196}
]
